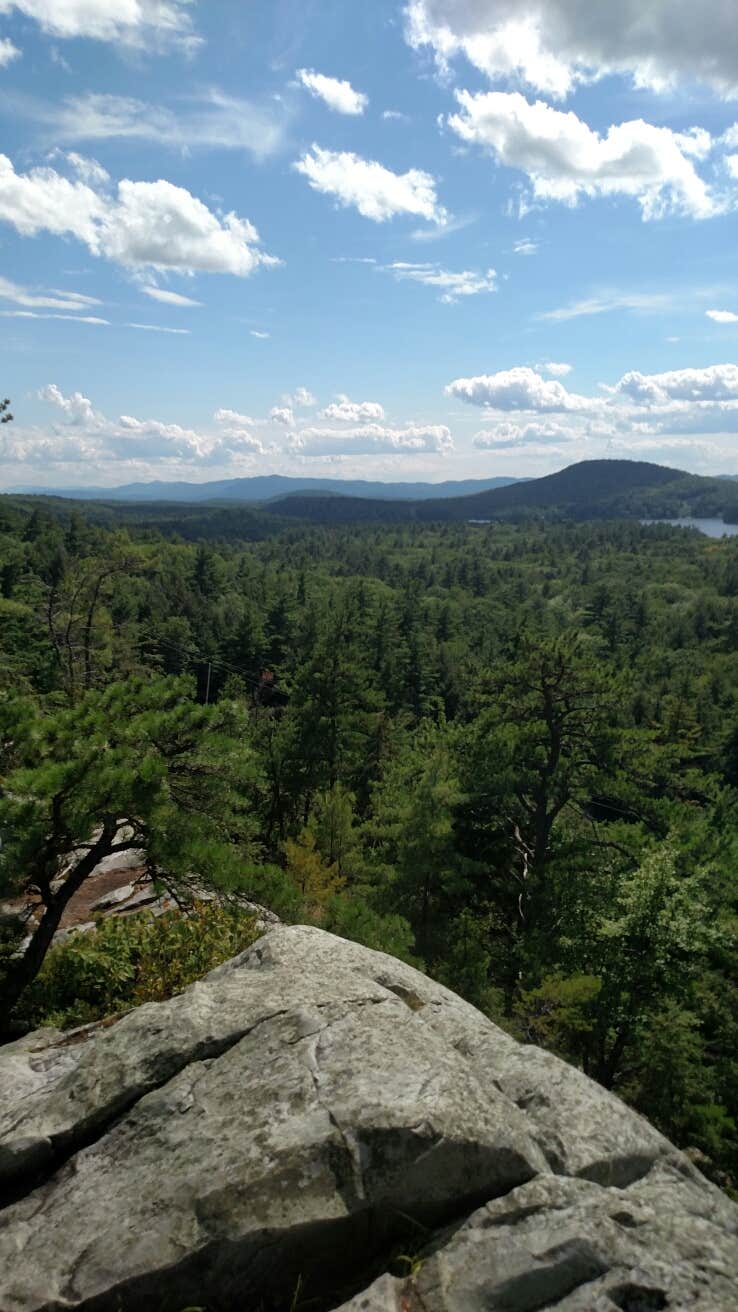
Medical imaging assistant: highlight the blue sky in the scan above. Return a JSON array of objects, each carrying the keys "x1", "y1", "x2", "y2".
[{"x1": 2, "y1": 0, "x2": 738, "y2": 488}]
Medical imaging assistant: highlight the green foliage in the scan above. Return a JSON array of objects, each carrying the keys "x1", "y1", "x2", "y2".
[
  {"x1": 1, "y1": 500, "x2": 738, "y2": 1181},
  {"x1": 18, "y1": 903, "x2": 261, "y2": 1030},
  {"x1": 0, "y1": 675, "x2": 264, "y2": 1016},
  {"x1": 515, "y1": 973, "x2": 603, "y2": 1057},
  {"x1": 283, "y1": 828, "x2": 345, "y2": 907},
  {"x1": 323, "y1": 895, "x2": 417, "y2": 965}
]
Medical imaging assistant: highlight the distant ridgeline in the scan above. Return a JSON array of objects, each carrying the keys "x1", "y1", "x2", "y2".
[
  {"x1": 6, "y1": 473, "x2": 524, "y2": 504},
  {"x1": 263, "y1": 460, "x2": 738, "y2": 526},
  {"x1": 4, "y1": 460, "x2": 738, "y2": 537}
]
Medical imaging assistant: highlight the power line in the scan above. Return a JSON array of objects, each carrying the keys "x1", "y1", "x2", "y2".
[{"x1": 139, "y1": 630, "x2": 267, "y2": 693}]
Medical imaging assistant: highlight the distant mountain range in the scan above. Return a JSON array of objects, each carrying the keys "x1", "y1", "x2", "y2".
[
  {"x1": 6, "y1": 474, "x2": 523, "y2": 503},
  {"x1": 7, "y1": 461, "x2": 738, "y2": 537},
  {"x1": 264, "y1": 459, "x2": 738, "y2": 525}
]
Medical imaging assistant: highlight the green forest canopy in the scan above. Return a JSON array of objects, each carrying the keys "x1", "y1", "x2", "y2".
[{"x1": 1, "y1": 497, "x2": 737, "y2": 1189}]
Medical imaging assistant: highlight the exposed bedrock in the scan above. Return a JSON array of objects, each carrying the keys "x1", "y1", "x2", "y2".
[{"x1": 0, "y1": 926, "x2": 735, "y2": 1311}]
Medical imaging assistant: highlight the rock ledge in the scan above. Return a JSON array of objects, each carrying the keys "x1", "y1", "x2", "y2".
[{"x1": 0, "y1": 925, "x2": 735, "y2": 1311}]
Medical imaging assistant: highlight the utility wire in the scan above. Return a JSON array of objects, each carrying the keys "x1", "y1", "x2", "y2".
[{"x1": 138, "y1": 631, "x2": 268, "y2": 693}]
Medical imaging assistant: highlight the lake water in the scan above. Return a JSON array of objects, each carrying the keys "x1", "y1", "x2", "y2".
[{"x1": 642, "y1": 518, "x2": 738, "y2": 538}]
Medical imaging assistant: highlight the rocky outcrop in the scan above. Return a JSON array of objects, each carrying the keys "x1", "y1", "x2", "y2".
[
  {"x1": 0, "y1": 842, "x2": 280, "y2": 953},
  {"x1": 0, "y1": 925, "x2": 735, "y2": 1311}
]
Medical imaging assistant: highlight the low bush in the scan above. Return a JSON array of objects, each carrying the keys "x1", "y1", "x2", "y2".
[{"x1": 18, "y1": 902, "x2": 260, "y2": 1030}]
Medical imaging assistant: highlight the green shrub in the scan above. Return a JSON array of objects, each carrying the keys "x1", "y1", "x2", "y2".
[{"x1": 19, "y1": 902, "x2": 261, "y2": 1030}]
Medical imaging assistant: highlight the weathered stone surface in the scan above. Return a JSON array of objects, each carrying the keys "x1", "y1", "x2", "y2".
[
  {"x1": 337, "y1": 1166, "x2": 738, "y2": 1311},
  {"x1": 0, "y1": 925, "x2": 735, "y2": 1312}
]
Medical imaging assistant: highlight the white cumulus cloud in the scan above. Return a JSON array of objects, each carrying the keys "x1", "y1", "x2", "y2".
[
  {"x1": 706, "y1": 309, "x2": 738, "y2": 324},
  {"x1": 446, "y1": 91, "x2": 720, "y2": 220},
  {"x1": 405, "y1": 0, "x2": 738, "y2": 99},
  {"x1": 285, "y1": 387, "x2": 316, "y2": 408},
  {"x1": 320, "y1": 396, "x2": 386, "y2": 422},
  {"x1": 39, "y1": 382, "x2": 104, "y2": 426},
  {"x1": 214, "y1": 408, "x2": 257, "y2": 428},
  {"x1": 290, "y1": 423, "x2": 453, "y2": 457},
  {"x1": 0, "y1": 36, "x2": 20, "y2": 64},
  {"x1": 474, "y1": 420, "x2": 578, "y2": 447},
  {"x1": 0, "y1": 154, "x2": 279, "y2": 277},
  {"x1": 446, "y1": 365, "x2": 590, "y2": 411},
  {"x1": 26, "y1": 384, "x2": 270, "y2": 470},
  {"x1": 296, "y1": 69, "x2": 368, "y2": 115},
  {"x1": 613, "y1": 363, "x2": 738, "y2": 405},
  {"x1": 542, "y1": 361, "x2": 572, "y2": 376},
  {"x1": 293, "y1": 145, "x2": 447, "y2": 224},
  {"x1": 0, "y1": 0, "x2": 198, "y2": 51},
  {"x1": 269, "y1": 406, "x2": 295, "y2": 426},
  {"x1": 444, "y1": 357, "x2": 738, "y2": 460}
]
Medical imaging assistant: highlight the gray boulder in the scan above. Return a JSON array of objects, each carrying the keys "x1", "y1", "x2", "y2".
[{"x1": 0, "y1": 925, "x2": 735, "y2": 1312}]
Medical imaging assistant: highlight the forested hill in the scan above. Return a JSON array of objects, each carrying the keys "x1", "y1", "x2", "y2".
[
  {"x1": 8, "y1": 473, "x2": 523, "y2": 504},
  {"x1": 268, "y1": 459, "x2": 738, "y2": 525}
]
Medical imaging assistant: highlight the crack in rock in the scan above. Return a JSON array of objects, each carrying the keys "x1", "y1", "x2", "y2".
[{"x1": 0, "y1": 925, "x2": 736, "y2": 1312}]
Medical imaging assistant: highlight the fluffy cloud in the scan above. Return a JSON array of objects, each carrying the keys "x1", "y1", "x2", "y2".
[
  {"x1": 0, "y1": 0, "x2": 198, "y2": 51},
  {"x1": 293, "y1": 146, "x2": 447, "y2": 224},
  {"x1": 383, "y1": 261, "x2": 497, "y2": 302},
  {"x1": 474, "y1": 420, "x2": 578, "y2": 447},
  {"x1": 296, "y1": 69, "x2": 368, "y2": 115},
  {"x1": 0, "y1": 154, "x2": 103, "y2": 244},
  {"x1": 0, "y1": 36, "x2": 19, "y2": 64},
  {"x1": 211, "y1": 409, "x2": 267, "y2": 456},
  {"x1": 23, "y1": 386, "x2": 452, "y2": 471},
  {"x1": 706, "y1": 309, "x2": 738, "y2": 324},
  {"x1": 542, "y1": 361, "x2": 572, "y2": 376},
  {"x1": 447, "y1": 91, "x2": 719, "y2": 220},
  {"x1": 613, "y1": 364, "x2": 738, "y2": 405},
  {"x1": 0, "y1": 154, "x2": 279, "y2": 277},
  {"x1": 442, "y1": 358, "x2": 738, "y2": 463},
  {"x1": 290, "y1": 423, "x2": 453, "y2": 456},
  {"x1": 285, "y1": 387, "x2": 316, "y2": 408},
  {"x1": 214, "y1": 408, "x2": 257, "y2": 429},
  {"x1": 62, "y1": 151, "x2": 110, "y2": 185},
  {"x1": 0, "y1": 275, "x2": 101, "y2": 311},
  {"x1": 39, "y1": 382, "x2": 103, "y2": 426},
  {"x1": 446, "y1": 365, "x2": 590, "y2": 411},
  {"x1": 41, "y1": 91, "x2": 287, "y2": 161},
  {"x1": 405, "y1": 0, "x2": 738, "y2": 99},
  {"x1": 141, "y1": 286, "x2": 202, "y2": 308},
  {"x1": 320, "y1": 396, "x2": 385, "y2": 422},
  {"x1": 269, "y1": 407, "x2": 295, "y2": 426},
  {"x1": 513, "y1": 237, "x2": 538, "y2": 254},
  {"x1": 102, "y1": 179, "x2": 277, "y2": 275},
  {"x1": 16, "y1": 384, "x2": 270, "y2": 469},
  {"x1": 114, "y1": 414, "x2": 208, "y2": 460}
]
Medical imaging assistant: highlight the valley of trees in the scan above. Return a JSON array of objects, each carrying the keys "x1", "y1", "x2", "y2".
[{"x1": 1, "y1": 496, "x2": 737, "y2": 1189}]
